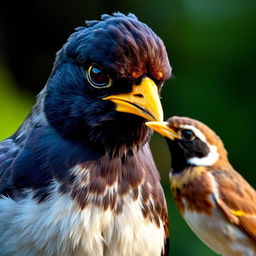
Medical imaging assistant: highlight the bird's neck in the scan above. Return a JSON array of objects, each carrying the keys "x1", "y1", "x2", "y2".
[{"x1": 85, "y1": 118, "x2": 151, "y2": 157}]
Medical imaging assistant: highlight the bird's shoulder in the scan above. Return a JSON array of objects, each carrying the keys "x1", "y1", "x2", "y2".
[
  {"x1": 0, "y1": 125, "x2": 103, "y2": 200},
  {"x1": 211, "y1": 168, "x2": 256, "y2": 241},
  {"x1": 0, "y1": 138, "x2": 20, "y2": 191}
]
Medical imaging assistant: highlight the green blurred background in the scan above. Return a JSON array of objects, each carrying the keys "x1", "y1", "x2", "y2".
[{"x1": 0, "y1": 1, "x2": 255, "y2": 255}]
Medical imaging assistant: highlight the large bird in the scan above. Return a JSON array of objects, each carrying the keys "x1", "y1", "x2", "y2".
[
  {"x1": 146, "y1": 117, "x2": 256, "y2": 256},
  {"x1": 0, "y1": 13, "x2": 171, "y2": 256}
]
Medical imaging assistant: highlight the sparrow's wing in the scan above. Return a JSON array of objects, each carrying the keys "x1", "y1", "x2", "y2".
[
  {"x1": 0, "y1": 138, "x2": 20, "y2": 194},
  {"x1": 212, "y1": 169, "x2": 256, "y2": 241}
]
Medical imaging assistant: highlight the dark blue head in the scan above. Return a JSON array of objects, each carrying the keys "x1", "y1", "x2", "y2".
[{"x1": 44, "y1": 12, "x2": 172, "y2": 155}]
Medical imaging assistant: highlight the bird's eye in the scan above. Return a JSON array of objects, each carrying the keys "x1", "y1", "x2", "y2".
[
  {"x1": 86, "y1": 64, "x2": 112, "y2": 89},
  {"x1": 180, "y1": 129, "x2": 195, "y2": 141}
]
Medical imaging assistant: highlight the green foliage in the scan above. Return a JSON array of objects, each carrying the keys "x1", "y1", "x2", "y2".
[{"x1": 0, "y1": 63, "x2": 33, "y2": 140}]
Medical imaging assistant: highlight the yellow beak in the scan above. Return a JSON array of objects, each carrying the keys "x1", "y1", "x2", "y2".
[
  {"x1": 145, "y1": 121, "x2": 179, "y2": 140},
  {"x1": 103, "y1": 77, "x2": 163, "y2": 122}
]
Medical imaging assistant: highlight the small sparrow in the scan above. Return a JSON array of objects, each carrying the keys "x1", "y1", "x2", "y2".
[{"x1": 146, "y1": 116, "x2": 256, "y2": 256}]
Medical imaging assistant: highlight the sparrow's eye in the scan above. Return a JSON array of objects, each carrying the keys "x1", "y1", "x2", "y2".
[
  {"x1": 86, "y1": 64, "x2": 112, "y2": 89},
  {"x1": 180, "y1": 129, "x2": 195, "y2": 141}
]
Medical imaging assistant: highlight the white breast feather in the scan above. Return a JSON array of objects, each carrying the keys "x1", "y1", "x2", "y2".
[{"x1": 0, "y1": 182, "x2": 165, "y2": 256}]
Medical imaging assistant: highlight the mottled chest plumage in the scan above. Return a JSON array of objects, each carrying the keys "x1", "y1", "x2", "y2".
[
  {"x1": 0, "y1": 147, "x2": 167, "y2": 256},
  {"x1": 170, "y1": 167, "x2": 215, "y2": 215},
  {"x1": 0, "y1": 183, "x2": 165, "y2": 256},
  {"x1": 66, "y1": 150, "x2": 167, "y2": 225}
]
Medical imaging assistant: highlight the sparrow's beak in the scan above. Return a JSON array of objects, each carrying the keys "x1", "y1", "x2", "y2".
[
  {"x1": 145, "y1": 121, "x2": 179, "y2": 140},
  {"x1": 103, "y1": 77, "x2": 163, "y2": 122}
]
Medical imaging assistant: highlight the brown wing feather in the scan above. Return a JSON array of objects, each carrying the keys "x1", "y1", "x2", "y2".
[
  {"x1": 211, "y1": 168, "x2": 256, "y2": 241},
  {"x1": 161, "y1": 212, "x2": 169, "y2": 256},
  {"x1": 239, "y1": 215, "x2": 256, "y2": 240}
]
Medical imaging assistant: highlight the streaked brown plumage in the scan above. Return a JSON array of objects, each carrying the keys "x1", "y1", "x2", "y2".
[{"x1": 146, "y1": 116, "x2": 256, "y2": 256}]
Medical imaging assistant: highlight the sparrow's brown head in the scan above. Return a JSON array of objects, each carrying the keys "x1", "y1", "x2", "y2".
[{"x1": 146, "y1": 116, "x2": 229, "y2": 171}]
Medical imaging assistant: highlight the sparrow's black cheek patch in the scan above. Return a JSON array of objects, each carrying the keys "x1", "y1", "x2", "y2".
[
  {"x1": 166, "y1": 139, "x2": 188, "y2": 171},
  {"x1": 186, "y1": 138, "x2": 210, "y2": 159},
  {"x1": 166, "y1": 138, "x2": 210, "y2": 172}
]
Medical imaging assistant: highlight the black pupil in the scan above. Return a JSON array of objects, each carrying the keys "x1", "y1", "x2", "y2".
[
  {"x1": 90, "y1": 67, "x2": 108, "y2": 85},
  {"x1": 181, "y1": 129, "x2": 194, "y2": 141}
]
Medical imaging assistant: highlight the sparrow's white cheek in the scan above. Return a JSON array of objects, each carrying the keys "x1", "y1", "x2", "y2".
[
  {"x1": 179, "y1": 125, "x2": 220, "y2": 166},
  {"x1": 187, "y1": 145, "x2": 219, "y2": 166}
]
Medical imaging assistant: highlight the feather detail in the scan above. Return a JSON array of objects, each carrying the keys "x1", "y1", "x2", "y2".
[
  {"x1": 212, "y1": 168, "x2": 256, "y2": 241},
  {"x1": 170, "y1": 166, "x2": 215, "y2": 215},
  {"x1": 0, "y1": 138, "x2": 20, "y2": 195}
]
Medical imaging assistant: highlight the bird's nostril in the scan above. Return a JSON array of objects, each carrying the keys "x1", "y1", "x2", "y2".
[{"x1": 133, "y1": 94, "x2": 144, "y2": 98}]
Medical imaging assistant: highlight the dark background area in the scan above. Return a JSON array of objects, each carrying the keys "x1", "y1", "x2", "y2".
[{"x1": 0, "y1": 1, "x2": 255, "y2": 255}]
